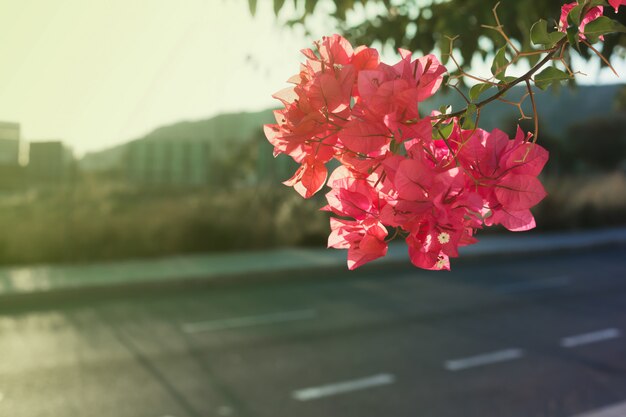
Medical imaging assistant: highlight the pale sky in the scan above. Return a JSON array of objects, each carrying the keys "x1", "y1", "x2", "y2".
[
  {"x1": 0, "y1": 0, "x2": 321, "y2": 155},
  {"x1": 0, "y1": 0, "x2": 623, "y2": 156}
]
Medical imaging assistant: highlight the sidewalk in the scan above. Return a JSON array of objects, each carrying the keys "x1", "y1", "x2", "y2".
[{"x1": 1, "y1": 227, "x2": 625, "y2": 301}]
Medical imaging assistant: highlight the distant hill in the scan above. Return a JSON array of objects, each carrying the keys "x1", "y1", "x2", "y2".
[
  {"x1": 80, "y1": 85, "x2": 624, "y2": 171},
  {"x1": 142, "y1": 110, "x2": 274, "y2": 143},
  {"x1": 422, "y1": 83, "x2": 624, "y2": 137},
  {"x1": 80, "y1": 109, "x2": 275, "y2": 171}
]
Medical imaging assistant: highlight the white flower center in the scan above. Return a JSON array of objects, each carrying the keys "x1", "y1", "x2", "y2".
[{"x1": 437, "y1": 232, "x2": 450, "y2": 245}]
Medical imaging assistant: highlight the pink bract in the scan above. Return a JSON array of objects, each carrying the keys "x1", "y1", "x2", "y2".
[
  {"x1": 264, "y1": 34, "x2": 550, "y2": 271},
  {"x1": 559, "y1": 2, "x2": 604, "y2": 40},
  {"x1": 609, "y1": 0, "x2": 626, "y2": 12}
]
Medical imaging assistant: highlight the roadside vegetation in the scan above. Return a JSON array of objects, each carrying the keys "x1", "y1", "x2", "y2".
[
  {"x1": 0, "y1": 171, "x2": 624, "y2": 266},
  {"x1": 0, "y1": 112, "x2": 624, "y2": 266}
]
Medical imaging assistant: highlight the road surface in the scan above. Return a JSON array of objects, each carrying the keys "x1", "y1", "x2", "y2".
[{"x1": 1, "y1": 246, "x2": 626, "y2": 417}]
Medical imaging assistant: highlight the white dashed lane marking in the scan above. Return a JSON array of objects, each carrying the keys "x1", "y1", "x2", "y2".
[
  {"x1": 181, "y1": 309, "x2": 317, "y2": 333},
  {"x1": 444, "y1": 348, "x2": 525, "y2": 371},
  {"x1": 569, "y1": 399, "x2": 626, "y2": 417},
  {"x1": 292, "y1": 374, "x2": 395, "y2": 401},
  {"x1": 444, "y1": 327, "x2": 622, "y2": 373},
  {"x1": 560, "y1": 328, "x2": 621, "y2": 348}
]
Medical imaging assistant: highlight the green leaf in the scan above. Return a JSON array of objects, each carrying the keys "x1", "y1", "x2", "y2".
[
  {"x1": 530, "y1": 19, "x2": 566, "y2": 47},
  {"x1": 549, "y1": 31, "x2": 566, "y2": 46},
  {"x1": 583, "y1": 16, "x2": 626, "y2": 43},
  {"x1": 567, "y1": 26, "x2": 580, "y2": 53},
  {"x1": 274, "y1": 0, "x2": 286, "y2": 15},
  {"x1": 461, "y1": 104, "x2": 478, "y2": 129},
  {"x1": 334, "y1": 1, "x2": 347, "y2": 20},
  {"x1": 469, "y1": 82, "x2": 492, "y2": 101},
  {"x1": 567, "y1": 4, "x2": 584, "y2": 27},
  {"x1": 534, "y1": 67, "x2": 571, "y2": 90},
  {"x1": 305, "y1": 0, "x2": 317, "y2": 15},
  {"x1": 586, "y1": 0, "x2": 608, "y2": 8},
  {"x1": 439, "y1": 36, "x2": 452, "y2": 66},
  {"x1": 390, "y1": 139, "x2": 401, "y2": 154},
  {"x1": 248, "y1": 0, "x2": 257, "y2": 16},
  {"x1": 530, "y1": 19, "x2": 550, "y2": 44},
  {"x1": 490, "y1": 46, "x2": 509, "y2": 81},
  {"x1": 435, "y1": 122, "x2": 454, "y2": 140}
]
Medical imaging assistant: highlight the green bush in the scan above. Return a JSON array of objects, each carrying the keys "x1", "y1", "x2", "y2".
[
  {"x1": 0, "y1": 171, "x2": 624, "y2": 265},
  {"x1": 566, "y1": 116, "x2": 626, "y2": 172},
  {"x1": 0, "y1": 181, "x2": 329, "y2": 265}
]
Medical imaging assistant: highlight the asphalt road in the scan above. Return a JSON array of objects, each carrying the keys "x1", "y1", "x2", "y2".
[{"x1": 1, "y1": 246, "x2": 626, "y2": 417}]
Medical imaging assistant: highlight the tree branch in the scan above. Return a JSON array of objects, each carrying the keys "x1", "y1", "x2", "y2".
[{"x1": 431, "y1": 37, "x2": 567, "y2": 122}]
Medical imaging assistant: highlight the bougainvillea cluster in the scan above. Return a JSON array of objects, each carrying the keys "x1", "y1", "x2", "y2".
[
  {"x1": 264, "y1": 34, "x2": 550, "y2": 270},
  {"x1": 559, "y1": 0, "x2": 625, "y2": 38}
]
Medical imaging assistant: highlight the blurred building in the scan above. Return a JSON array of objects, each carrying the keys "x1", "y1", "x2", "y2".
[
  {"x1": 0, "y1": 121, "x2": 20, "y2": 165},
  {"x1": 256, "y1": 140, "x2": 297, "y2": 184},
  {"x1": 27, "y1": 141, "x2": 75, "y2": 183},
  {"x1": 126, "y1": 139, "x2": 210, "y2": 186},
  {"x1": 0, "y1": 121, "x2": 26, "y2": 188}
]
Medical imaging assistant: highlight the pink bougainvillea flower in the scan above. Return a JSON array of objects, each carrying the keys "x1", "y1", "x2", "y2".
[
  {"x1": 406, "y1": 232, "x2": 451, "y2": 271},
  {"x1": 356, "y1": 71, "x2": 417, "y2": 119},
  {"x1": 355, "y1": 51, "x2": 446, "y2": 124},
  {"x1": 559, "y1": 2, "x2": 604, "y2": 40},
  {"x1": 283, "y1": 157, "x2": 327, "y2": 199},
  {"x1": 384, "y1": 115, "x2": 433, "y2": 145},
  {"x1": 609, "y1": 0, "x2": 626, "y2": 12},
  {"x1": 264, "y1": 84, "x2": 340, "y2": 164},
  {"x1": 457, "y1": 126, "x2": 549, "y2": 232},
  {"x1": 328, "y1": 218, "x2": 388, "y2": 270},
  {"x1": 318, "y1": 34, "x2": 354, "y2": 65},
  {"x1": 352, "y1": 45, "x2": 381, "y2": 72},
  {"x1": 494, "y1": 174, "x2": 547, "y2": 211},
  {"x1": 306, "y1": 66, "x2": 355, "y2": 114},
  {"x1": 265, "y1": 34, "x2": 551, "y2": 271},
  {"x1": 393, "y1": 51, "x2": 447, "y2": 102},
  {"x1": 323, "y1": 171, "x2": 384, "y2": 220},
  {"x1": 394, "y1": 158, "x2": 433, "y2": 201},
  {"x1": 338, "y1": 118, "x2": 391, "y2": 156}
]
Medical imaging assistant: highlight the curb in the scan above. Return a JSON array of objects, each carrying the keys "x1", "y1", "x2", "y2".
[{"x1": 1, "y1": 227, "x2": 625, "y2": 310}]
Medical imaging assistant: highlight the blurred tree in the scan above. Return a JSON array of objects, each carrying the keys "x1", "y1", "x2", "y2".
[
  {"x1": 566, "y1": 115, "x2": 626, "y2": 171},
  {"x1": 614, "y1": 84, "x2": 626, "y2": 111},
  {"x1": 252, "y1": 0, "x2": 626, "y2": 72}
]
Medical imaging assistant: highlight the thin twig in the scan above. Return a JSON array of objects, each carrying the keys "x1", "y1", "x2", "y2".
[
  {"x1": 581, "y1": 39, "x2": 619, "y2": 77},
  {"x1": 431, "y1": 37, "x2": 567, "y2": 122},
  {"x1": 525, "y1": 79, "x2": 539, "y2": 143}
]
